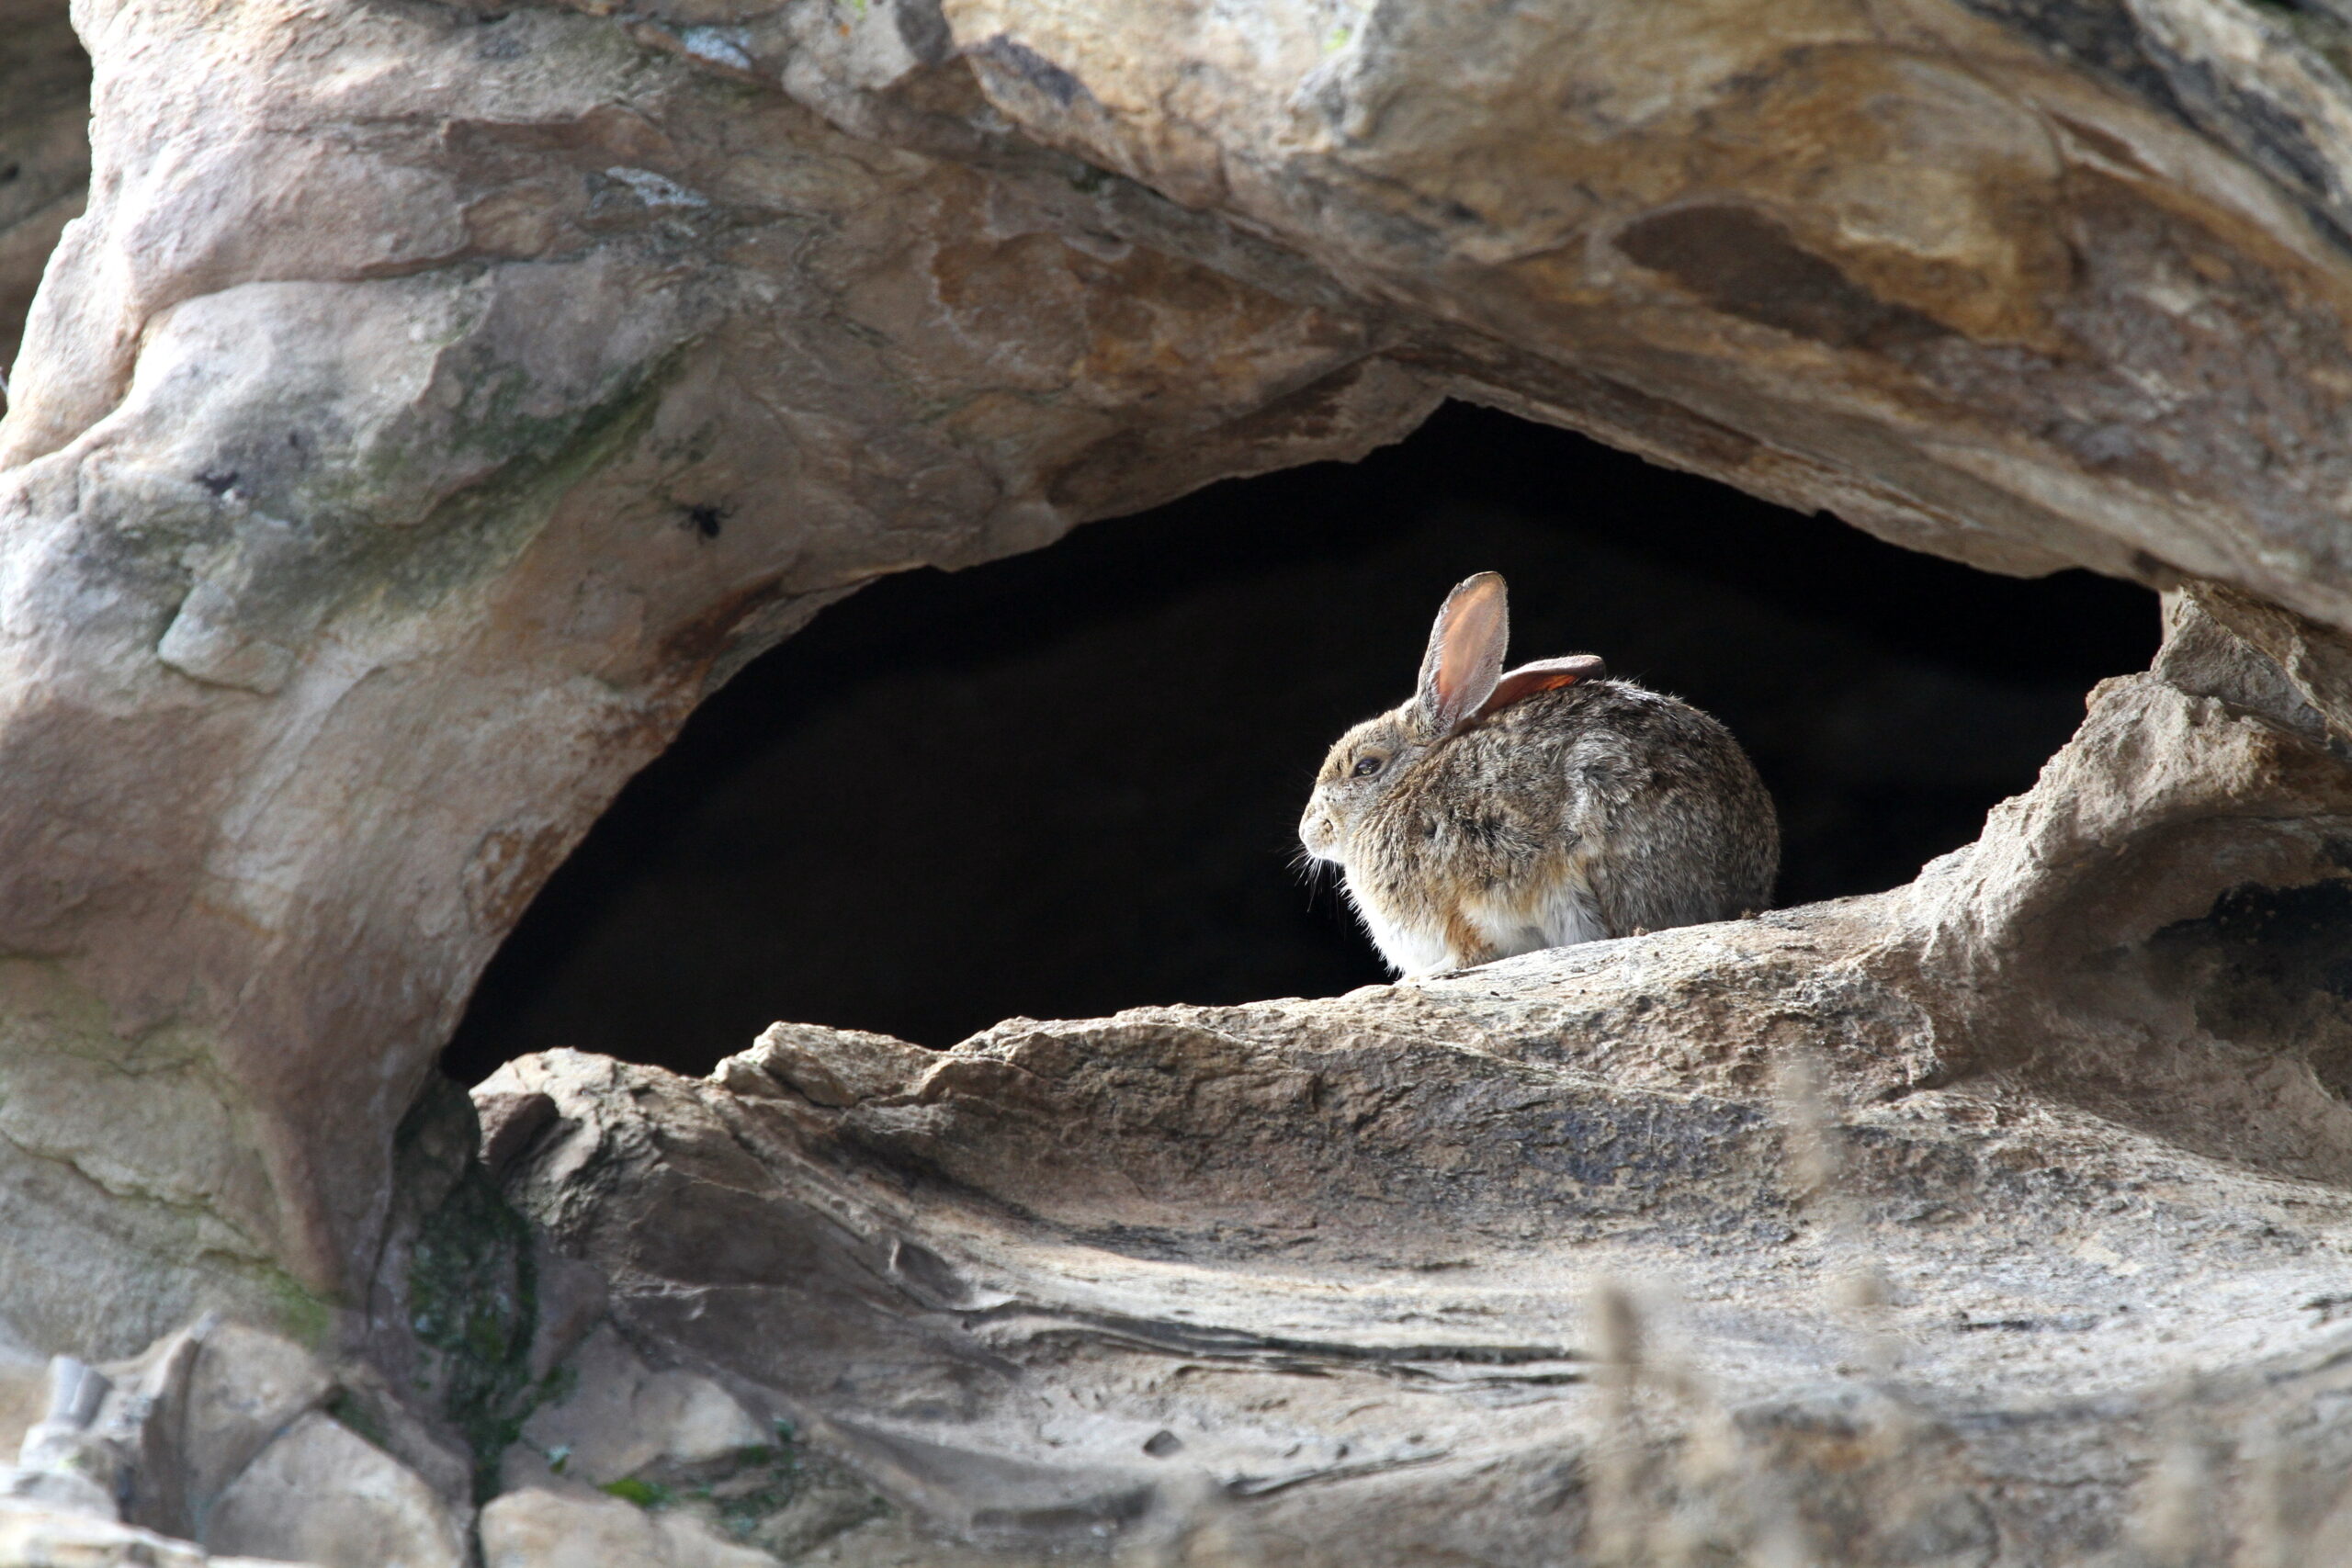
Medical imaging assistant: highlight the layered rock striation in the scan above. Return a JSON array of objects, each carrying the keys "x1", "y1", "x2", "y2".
[
  {"x1": 2, "y1": 0, "x2": 2352, "y2": 1562},
  {"x1": 477, "y1": 586, "x2": 2352, "y2": 1563}
]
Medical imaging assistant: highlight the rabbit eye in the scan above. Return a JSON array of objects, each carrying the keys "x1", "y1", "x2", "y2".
[{"x1": 1351, "y1": 754, "x2": 1385, "y2": 777}]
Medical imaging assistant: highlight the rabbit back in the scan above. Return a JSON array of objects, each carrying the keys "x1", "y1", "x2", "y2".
[{"x1": 1532, "y1": 681, "x2": 1778, "y2": 936}]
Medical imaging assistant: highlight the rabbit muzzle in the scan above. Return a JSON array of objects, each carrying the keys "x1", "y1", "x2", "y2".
[{"x1": 1298, "y1": 801, "x2": 1342, "y2": 863}]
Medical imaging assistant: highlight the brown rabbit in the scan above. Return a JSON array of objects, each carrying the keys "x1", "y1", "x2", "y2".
[{"x1": 1298, "y1": 571, "x2": 1778, "y2": 976}]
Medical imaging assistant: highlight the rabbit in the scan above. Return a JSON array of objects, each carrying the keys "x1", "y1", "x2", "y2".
[{"x1": 1298, "y1": 570, "x2": 1778, "y2": 976}]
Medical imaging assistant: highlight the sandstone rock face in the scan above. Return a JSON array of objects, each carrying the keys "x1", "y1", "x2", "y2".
[
  {"x1": 0, "y1": 0, "x2": 1435, "y2": 1353},
  {"x1": 174, "y1": 1323, "x2": 336, "y2": 1518},
  {"x1": 0, "y1": 1320, "x2": 473, "y2": 1567},
  {"x1": 480, "y1": 1488, "x2": 781, "y2": 1568},
  {"x1": 486, "y1": 592, "x2": 2352, "y2": 1562},
  {"x1": 0, "y1": 1501, "x2": 312, "y2": 1568},
  {"x1": 496, "y1": 1322, "x2": 887, "y2": 1561},
  {"x1": 1, "y1": 0, "x2": 2351, "y2": 1562},
  {"x1": 922, "y1": 0, "x2": 2352, "y2": 610},
  {"x1": 204, "y1": 1413, "x2": 467, "y2": 1568},
  {"x1": 514, "y1": 1326, "x2": 768, "y2": 1487}
]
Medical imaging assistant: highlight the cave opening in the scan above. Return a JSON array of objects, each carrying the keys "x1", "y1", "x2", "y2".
[{"x1": 442, "y1": 401, "x2": 2159, "y2": 1085}]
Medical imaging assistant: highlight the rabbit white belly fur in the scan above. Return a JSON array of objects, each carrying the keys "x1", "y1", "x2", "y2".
[
  {"x1": 1344, "y1": 866, "x2": 1608, "y2": 977},
  {"x1": 1462, "y1": 880, "x2": 1609, "y2": 969}
]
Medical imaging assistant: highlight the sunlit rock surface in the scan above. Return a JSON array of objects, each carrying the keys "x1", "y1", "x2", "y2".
[
  {"x1": 0, "y1": 0, "x2": 1434, "y2": 1348},
  {"x1": 483, "y1": 592, "x2": 2352, "y2": 1562},
  {"x1": 2, "y1": 0, "x2": 2352, "y2": 1560}
]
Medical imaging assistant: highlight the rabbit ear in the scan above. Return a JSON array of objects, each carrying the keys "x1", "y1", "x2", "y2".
[
  {"x1": 1417, "y1": 572, "x2": 1510, "y2": 737},
  {"x1": 1476, "y1": 654, "x2": 1607, "y2": 720}
]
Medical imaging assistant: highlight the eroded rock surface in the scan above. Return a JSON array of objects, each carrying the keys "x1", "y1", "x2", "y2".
[
  {"x1": 0, "y1": 1320, "x2": 468, "y2": 1568},
  {"x1": 206, "y1": 1412, "x2": 467, "y2": 1568},
  {"x1": 0, "y1": 1503, "x2": 311, "y2": 1568},
  {"x1": 481, "y1": 592, "x2": 2352, "y2": 1563},
  {"x1": 6, "y1": 0, "x2": 2352, "y2": 1366},
  {"x1": 0, "y1": 0, "x2": 1434, "y2": 1352},
  {"x1": 4, "y1": 0, "x2": 2352, "y2": 1562},
  {"x1": 481, "y1": 1489, "x2": 783, "y2": 1568}
]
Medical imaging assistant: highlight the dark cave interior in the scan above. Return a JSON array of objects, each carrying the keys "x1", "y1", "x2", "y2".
[{"x1": 443, "y1": 401, "x2": 2159, "y2": 1083}]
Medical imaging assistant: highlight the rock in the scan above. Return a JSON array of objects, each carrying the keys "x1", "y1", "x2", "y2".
[
  {"x1": 0, "y1": 0, "x2": 1438, "y2": 1353},
  {"x1": 0, "y1": 1322, "x2": 475, "y2": 1565},
  {"x1": 483, "y1": 594, "x2": 2352, "y2": 1563},
  {"x1": 742, "y1": 1464, "x2": 889, "y2": 1562},
  {"x1": 718, "y1": 1025, "x2": 934, "y2": 1111},
  {"x1": 319, "y1": 1361, "x2": 479, "y2": 1524},
  {"x1": 8, "y1": 1357, "x2": 119, "y2": 1517},
  {"x1": 359, "y1": 1074, "x2": 552, "y2": 1512},
  {"x1": 174, "y1": 1323, "x2": 334, "y2": 1518},
  {"x1": 505, "y1": 1320, "x2": 884, "y2": 1555},
  {"x1": 480, "y1": 1489, "x2": 779, "y2": 1568},
  {"x1": 0, "y1": 1318, "x2": 483, "y2": 1562},
  {"x1": 517, "y1": 1325, "x2": 769, "y2": 1484},
  {"x1": 0, "y1": 1498, "x2": 314, "y2": 1568},
  {"x1": 0, "y1": 1356, "x2": 43, "y2": 1467},
  {"x1": 1, "y1": 1469, "x2": 116, "y2": 1521},
  {"x1": 0, "y1": 1325, "x2": 334, "y2": 1535},
  {"x1": 478, "y1": 1092, "x2": 560, "y2": 1179},
  {"x1": 922, "y1": 0, "x2": 2352, "y2": 619},
  {"x1": 4, "y1": 3, "x2": 2352, "y2": 1565},
  {"x1": 526, "y1": 1247, "x2": 609, "y2": 1385},
  {"x1": 201, "y1": 1413, "x2": 466, "y2": 1568}
]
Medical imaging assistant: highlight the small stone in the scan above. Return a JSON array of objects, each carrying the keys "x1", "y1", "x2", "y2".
[
  {"x1": 660, "y1": 1380, "x2": 770, "y2": 1471},
  {"x1": 729, "y1": 1024, "x2": 931, "y2": 1109},
  {"x1": 202, "y1": 1414, "x2": 465, "y2": 1568},
  {"x1": 322, "y1": 1362, "x2": 474, "y2": 1516}
]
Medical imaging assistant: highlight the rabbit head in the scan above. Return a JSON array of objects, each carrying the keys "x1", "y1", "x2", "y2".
[{"x1": 1299, "y1": 571, "x2": 1601, "y2": 867}]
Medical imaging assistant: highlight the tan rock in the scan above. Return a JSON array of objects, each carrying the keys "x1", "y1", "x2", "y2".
[
  {"x1": 0, "y1": 0, "x2": 86, "y2": 391},
  {"x1": 518, "y1": 1326, "x2": 768, "y2": 1485},
  {"x1": 480, "y1": 1489, "x2": 777, "y2": 1568},
  {"x1": 202, "y1": 1414, "x2": 464, "y2": 1568},
  {"x1": 0, "y1": 0, "x2": 1436, "y2": 1352},
  {"x1": 0, "y1": 1498, "x2": 308, "y2": 1568},
  {"x1": 485, "y1": 591, "x2": 2352, "y2": 1565},
  {"x1": 175, "y1": 1323, "x2": 334, "y2": 1514}
]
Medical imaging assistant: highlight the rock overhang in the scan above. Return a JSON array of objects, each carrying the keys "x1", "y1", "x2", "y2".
[{"x1": 3, "y1": 0, "x2": 2352, "y2": 1559}]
